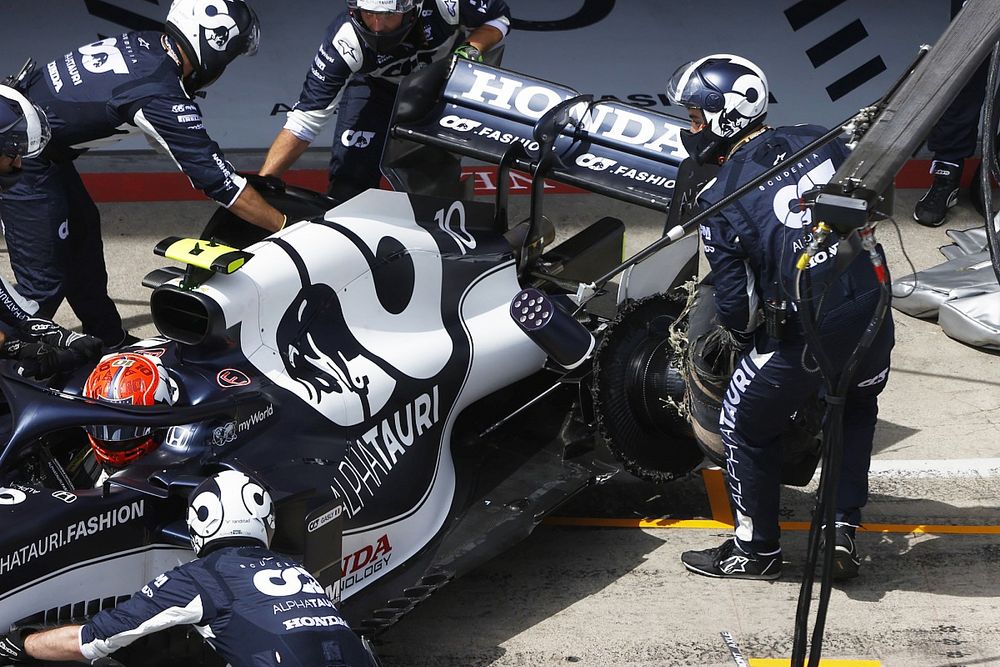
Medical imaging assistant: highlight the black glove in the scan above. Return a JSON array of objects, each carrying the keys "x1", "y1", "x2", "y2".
[
  {"x1": 0, "y1": 629, "x2": 32, "y2": 664},
  {"x1": 723, "y1": 326, "x2": 754, "y2": 351},
  {"x1": 453, "y1": 43, "x2": 483, "y2": 62},
  {"x1": 0, "y1": 339, "x2": 77, "y2": 380},
  {"x1": 20, "y1": 318, "x2": 103, "y2": 360}
]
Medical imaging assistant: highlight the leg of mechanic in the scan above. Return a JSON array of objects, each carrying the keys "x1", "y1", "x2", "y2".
[
  {"x1": 326, "y1": 77, "x2": 397, "y2": 203},
  {"x1": 0, "y1": 158, "x2": 72, "y2": 322},
  {"x1": 914, "y1": 54, "x2": 989, "y2": 226},
  {"x1": 682, "y1": 340, "x2": 820, "y2": 579},
  {"x1": 60, "y1": 164, "x2": 127, "y2": 345}
]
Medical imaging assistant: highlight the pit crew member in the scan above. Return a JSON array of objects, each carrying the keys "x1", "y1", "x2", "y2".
[
  {"x1": 668, "y1": 54, "x2": 895, "y2": 581},
  {"x1": 259, "y1": 0, "x2": 510, "y2": 201},
  {"x1": 0, "y1": 86, "x2": 103, "y2": 377},
  {"x1": 0, "y1": 0, "x2": 287, "y2": 348},
  {"x1": 0, "y1": 470, "x2": 377, "y2": 667}
]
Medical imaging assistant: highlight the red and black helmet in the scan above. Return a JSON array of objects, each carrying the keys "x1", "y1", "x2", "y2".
[{"x1": 83, "y1": 353, "x2": 179, "y2": 467}]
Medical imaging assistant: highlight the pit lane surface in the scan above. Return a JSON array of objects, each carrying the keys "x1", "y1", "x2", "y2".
[{"x1": 6, "y1": 183, "x2": 999, "y2": 667}]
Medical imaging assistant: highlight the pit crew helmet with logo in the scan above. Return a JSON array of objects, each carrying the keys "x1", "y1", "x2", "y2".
[
  {"x1": 186, "y1": 469, "x2": 276, "y2": 556},
  {"x1": 666, "y1": 54, "x2": 769, "y2": 164},
  {"x1": 0, "y1": 84, "x2": 51, "y2": 159},
  {"x1": 347, "y1": 0, "x2": 418, "y2": 53},
  {"x1": 165, "y1": 0, "x2": 261, "y2": 94},
  {"x1": 83, "y1": 353, "x2": 180, "y2": 467}
]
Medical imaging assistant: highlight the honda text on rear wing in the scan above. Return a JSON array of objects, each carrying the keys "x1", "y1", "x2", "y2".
[{"x1": 385, "y1": 58, "x2": 691, "y2": 213}]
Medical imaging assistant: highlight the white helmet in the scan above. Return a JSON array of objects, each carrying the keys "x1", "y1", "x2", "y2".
[
  {"x1": 165, "y1": 0, "x2": 261, "y2": 93},
  {"x1": 667, "y1": 53, "x2": 769, "y2": 141},
  {"x1": 187, "y1": 470, "x2": 276, "y2": 555},
  {"x1": 0, "y1": 85, "x2": 51, "y2": 159}
]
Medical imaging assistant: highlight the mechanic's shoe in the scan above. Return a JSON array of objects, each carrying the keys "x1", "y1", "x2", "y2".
[
  {"x1": 913, "y1": 160, "x2": 962, "y2": 227},
  {"x1": 831, "y1": 522, "x2": 861, "y2": 581},
  {"x1": 681, "y1": 538, "x2": 782, "y2": 580}
]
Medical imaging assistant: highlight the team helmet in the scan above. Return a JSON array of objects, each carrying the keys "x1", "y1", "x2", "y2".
[
  {"x1": 187, "y1": 469, "x2": 276, "y2": 555},
  {"x1": 0, "y1": 85, "x2": 51, "y2": 159},
  {"x1": 165, "y1": 0, "x2": 261, "y2": 93},
  {"x1": 347, "y1": 0, "x2": 418, "y2": 54},
  {"x1": 667, "y1": 54, "x2": 769, "y2": 141},
  {"x1": 83, "y1": 353, "x2": 179, "y2": 467}
]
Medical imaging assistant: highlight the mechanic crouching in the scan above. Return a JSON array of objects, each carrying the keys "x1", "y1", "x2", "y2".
[
  {"x1": 0, "y1": 470, "x2": 378, "y2": 667},
  {"x1": 667, "y1": 55, "x2": 895, "y2": 581}
]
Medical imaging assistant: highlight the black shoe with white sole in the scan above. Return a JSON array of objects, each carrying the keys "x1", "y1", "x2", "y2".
[
  {"x1": 681, "y1": 538, "x2": 782, "y2": 580},
  {"x1": 832, "y1": 523, "x2": 861, "y2": 581},
  {"x1": 913, "y1": 160, "x2": 962, "y2": 227}
]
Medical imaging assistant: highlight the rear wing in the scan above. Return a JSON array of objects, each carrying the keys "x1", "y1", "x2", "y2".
[{"x1": 386, "y1": 59, "x2": 690, "y2": 213}]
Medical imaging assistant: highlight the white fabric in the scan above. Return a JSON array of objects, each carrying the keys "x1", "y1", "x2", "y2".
[{"x1": 80, "y1": 595, "x2": 204, "y2": 660}]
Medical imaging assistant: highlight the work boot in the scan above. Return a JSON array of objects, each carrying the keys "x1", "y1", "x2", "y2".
[
  {"x1": 681, "y1": 538, "x2": 782, "y2": 580},
  {"x1": 913, "y1": 160, "x2": 962, "y2": 227}
]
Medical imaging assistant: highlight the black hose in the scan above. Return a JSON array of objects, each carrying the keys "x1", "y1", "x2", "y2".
[{"x1": 790, "y1": 261, "x2": 891, "y2": 667}]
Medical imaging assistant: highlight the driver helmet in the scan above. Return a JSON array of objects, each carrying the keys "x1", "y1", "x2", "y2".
[
  {"x1": 0, "y1": 85, "x2": 51, "y2": 159},
  {"x1": 347, "y1": 0, "x2": 418, "y2": 54},
  {"x1": 186, "y1": 469, "x2": 276, "y2": 555},
  {"x1": 83, "y1": 353, "x2": 179, "y2": 468},
  {"x1": 165, "y1": 0, "x2": 261, "y2": 94},
  {"x1": 666, "y1": 54, "x2": 768, "y2": 163}
]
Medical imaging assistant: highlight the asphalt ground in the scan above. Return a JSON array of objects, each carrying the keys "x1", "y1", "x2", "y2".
[{"x1": 2, "y1": 173, "x2": 999, "y2": 666}]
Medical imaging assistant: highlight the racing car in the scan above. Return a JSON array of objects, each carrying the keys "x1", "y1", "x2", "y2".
[{"x1": 0, "y1": 59, "x2": 732, "y2": 662}]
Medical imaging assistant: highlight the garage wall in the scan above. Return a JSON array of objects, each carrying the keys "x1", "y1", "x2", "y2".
[{"x1": 0, "y1": 1, "x2": 952, "y2": 152}]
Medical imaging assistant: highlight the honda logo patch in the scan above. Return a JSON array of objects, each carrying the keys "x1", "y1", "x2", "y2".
[{"x1": 217, "y1": 369, "x2": 252, "y2": 388}]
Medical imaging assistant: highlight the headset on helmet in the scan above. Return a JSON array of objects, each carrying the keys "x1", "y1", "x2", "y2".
[
  {"x1": 347, "y1": 0, "x2": 418, "y2": 54},
  {"x1": 165, "y1": 0, "x2": 261, "y2": 94},
  {"x1": 187, "y1": 469, "x2": 276, "y2": 556},
  {"x1": 83, "y1": 353, "x2": 179, "y2": 468},
  {"x1": 0, "y1": 85, "x2": 51, "y2": 159},
  {"x1": 666, "y1": 54, "x2": 769, "y2": 164}
]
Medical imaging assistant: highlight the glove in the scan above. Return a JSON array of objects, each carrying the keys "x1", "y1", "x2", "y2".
[
  {"x1": 453, "y1": 43, "x2": 483, "y2": 62},
  {"x1": 1, "y1": 339, "x2": 77, "y2": 380},
  {"x1": 723, "y1": 326, "x2": 754, "y2": 351},
  {"x1": 20, "y1": 318, "x2": 103, "y2": 360},
  {"x1": 0, "y1": 629, "x2": 32, "y2": 664}
]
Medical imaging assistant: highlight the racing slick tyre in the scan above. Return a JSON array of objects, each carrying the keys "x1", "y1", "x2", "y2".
[
  {"x1": 684, "y1": 282, "x2": 823, "y2": 487},
  {"x1": 591, "y1": 292, "x2": 703, "y2": 483}
]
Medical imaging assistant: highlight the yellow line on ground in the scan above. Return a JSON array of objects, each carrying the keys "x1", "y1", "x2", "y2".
[
  {"x1": 544, "y1": 517, "x2": 1000, "y2": 535},
  {"x1": 749, "y1": 660, "x2": 880, "y2": 666}
]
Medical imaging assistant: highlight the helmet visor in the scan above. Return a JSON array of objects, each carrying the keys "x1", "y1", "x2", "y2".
[
  {"x1": 243, "y1": 8, "x2": 261, "y2": 57},
  {"x1": 666, "y1": 61, "x2": 711, "y2": 109},
  {"x1": 85, "y1": 423, "x2": 154, "y2": 442}
]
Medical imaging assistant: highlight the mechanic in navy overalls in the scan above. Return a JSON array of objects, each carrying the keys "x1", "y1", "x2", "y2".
[
  {"x1": 259, "y1": 0, "x2": 511, "y2": 201},
  {"x1": 666, "y1": 55, "x2": 895, "y2": 581},
  {"x1": 0, "y1": 0, "x2": 287, "y2": 348},
  {"x1": 0, "y1": 85, "x2": 103, "y2": 378},
  {"x1": 0, "y1": 470, "x2": 377, "y2": 667}
]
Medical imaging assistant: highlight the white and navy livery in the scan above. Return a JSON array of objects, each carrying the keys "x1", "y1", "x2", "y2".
[
  {"x1": 80, "y1": 546, "x2": 372, "y2": 667},
  {"x1": 0, "y1": 30, "x2": 248, "y2": 344},
  {"x1": 0, "y1": 61, "x2": 708, "y2": 660},
  {"x1": 697, "y1": 124, "x2": 894, "y2": 555},
  {"x1": 284, "y1": 0, "x2": 510, "y2": 198}
]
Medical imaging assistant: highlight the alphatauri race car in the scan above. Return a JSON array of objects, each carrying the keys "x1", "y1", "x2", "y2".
[{"x1": 0, "y1": 60, "x2": 794, "y2": 663}]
